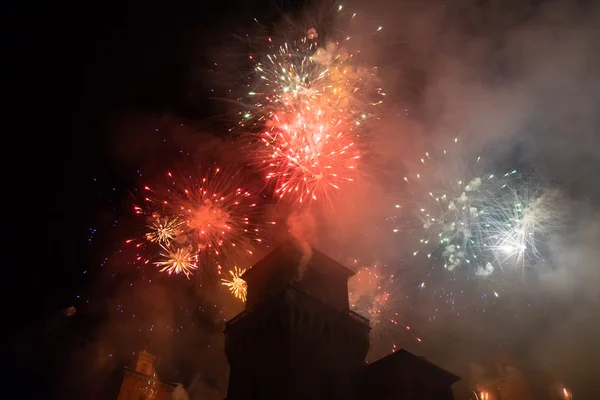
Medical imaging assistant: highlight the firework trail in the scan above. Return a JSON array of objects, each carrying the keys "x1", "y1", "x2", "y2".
[
  {"x1": 241, "y1": 7, "x2": 384, "y2": 206},
  {"x1": 128, "y1": 165, "x2": 272, "y2": 278},
  {"x1": 396, "y1": 138, "x2": 564, "y2": 280}
]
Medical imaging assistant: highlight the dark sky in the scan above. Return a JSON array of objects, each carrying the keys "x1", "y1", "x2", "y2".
[
  {"x1": 10, "y1": 0, "x2": 600, "y2": 399},
  {"x1": 11, "y1": 0, "x2": 271, "y2": 397}
]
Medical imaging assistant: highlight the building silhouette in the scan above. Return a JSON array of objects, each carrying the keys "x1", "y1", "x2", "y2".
[
  {"x1": 224, "y1": 241, "x2": 460, "y2": 400},
  {"x1": 116, "y1": 350, "x2": 176, "y2": 400}
]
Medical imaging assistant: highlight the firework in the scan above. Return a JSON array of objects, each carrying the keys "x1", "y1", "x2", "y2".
[
  {"x1": 155, "y1": 245, "x2": 198, "y2": 279},
  {"x1": 481, "y1": 184, "x2": 564, "y2": 270},
  {"x1": 242, "y1": 9, "x2": 384, "y2": 205},
  {"x1": 221, "y1": 266, "x2": 248, "y2": 301},
  {"x1": 131, "y1": 166, "x2": 270, "y2": 277},
  {"x1": 398, "y1": 138, "x2": 564, "y2": 278},
  {"x1": 397, "y1": 138, "x2": 495, "y2": 271},
  {"x1": 146, "y1": 216, "x2": 185, "y2": 245}
]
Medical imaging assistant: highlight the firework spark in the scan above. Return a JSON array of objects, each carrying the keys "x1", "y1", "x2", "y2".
[
  {"x1": 155, "y1": 245, "x2": 198, "y2": 279},
  {"x1": 483, "y1": 185, "x2": 564, "y2": 269},
  {"x1": 131, "y1": 166, "x2": 271, "y2": 277},
  {"x1": 242, "y1": 10, "x2": 384, "y2": 205},
  {"x1": 349, "y1": 263, "x2": 422, "y2": 359},
  {"x1": 221, "y1": 266, "x2": 248, "y2": 301}
]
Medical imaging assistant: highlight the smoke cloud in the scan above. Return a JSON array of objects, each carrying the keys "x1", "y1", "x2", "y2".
[
  {"x1": 287, "y1": 210, "x2": 316, "y2": 279},
  {"x1": 172, "y1": 385, "x2": 190, "y2": 400},
  {"x1": 306, "y1": 0, "x2": 600, "y2": 397}
]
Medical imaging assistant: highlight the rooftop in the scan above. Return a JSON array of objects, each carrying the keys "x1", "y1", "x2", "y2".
[
  {"x1": 364, "y1": 348, "x2": 461, "y2": 385},
  {"x1": 242, "y1": 240, "x2": 356, "y2": 281}
]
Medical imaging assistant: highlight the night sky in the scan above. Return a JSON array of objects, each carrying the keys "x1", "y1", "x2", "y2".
[
  {"x1": 13, "y1": 0, "x2": 265, "y2": 397},
  {"x1": 11, "y1": 0, "x2": 600, "y2": 399},
  {"x1": 13, "y1": 1, "x2": 310, "y2": 397}
]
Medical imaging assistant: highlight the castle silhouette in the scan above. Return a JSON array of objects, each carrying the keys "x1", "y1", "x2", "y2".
[{"x1": 224, "y1": 241, "x2": 460, "y2": 400}]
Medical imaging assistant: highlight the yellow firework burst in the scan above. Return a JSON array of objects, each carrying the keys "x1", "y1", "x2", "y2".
[
  {"x1": 146, "y1": 216, "x2": 184, "y2": 245},
  {"x1": 221, "y1": 266, "x2": 248, "y2": 301},
  {"x1": 155, "y1": 245, "x2": 198, "y2": 279}
]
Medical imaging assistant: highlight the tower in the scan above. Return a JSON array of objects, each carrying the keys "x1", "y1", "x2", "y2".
[
  {"x1": 116, "y1": 350, "x2": 176, "y2": 400},
  {"x1": 223, "y1": 241, "x2": 460, "y2": 400},
  {"x1": 224, "y1": 241, "x2": 371, "y2": 400},
  {"x1": 136, "y1": 350, "x2": 156, "y2": 376}
]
